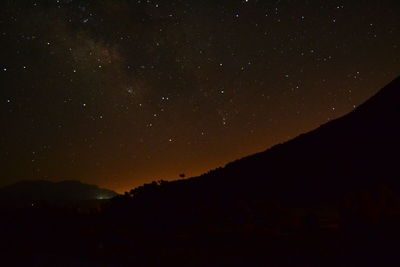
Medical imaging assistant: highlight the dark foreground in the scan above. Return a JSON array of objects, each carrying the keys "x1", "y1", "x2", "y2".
[{"x1": 1, "y1": 188, "x2": 400, "y2": 267}]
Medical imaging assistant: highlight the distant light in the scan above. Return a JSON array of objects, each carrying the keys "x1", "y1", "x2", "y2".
[{"x1": 96, "y1": 195, "x2": 112, "y2": 200}]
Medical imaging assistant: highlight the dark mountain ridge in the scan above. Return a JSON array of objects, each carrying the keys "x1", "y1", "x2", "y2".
[
  {"x1": 0, "y1": 180, "x2": 118, "y2": 203},
  {"x1": 125, "y1": 76, "x2": 400, "y2": 205},
  {"x1": 205, "y1": 76, "x2": 399, "y2": 200},
  {"x1": 99, "y1": 76, "x2": 400, "y2": 266}
]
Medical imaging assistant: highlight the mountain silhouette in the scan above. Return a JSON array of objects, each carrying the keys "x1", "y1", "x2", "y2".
[
  {"x1": 123, "y1": 76, "x2": 400, "y2": 205},
  {"x1": 0, "y1": 180, "x2": 117, "y2": 203},
  {"x1": 99, "y1": 76, "x2": 400, "y2": 266}
]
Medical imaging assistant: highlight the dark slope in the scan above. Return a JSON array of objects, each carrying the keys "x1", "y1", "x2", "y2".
[
  {"x1": 201, "y1": 76, "x2": 400, "y2": 199},
  {"x1": 130, "y1": 76, "x2": 400, "y2": 204},
  {"x1": 99, "y1": 76, "x2": 400, "y2": 266},
  {"x1": 0, "y1": 180, "x2": 117, "y2": 203}
]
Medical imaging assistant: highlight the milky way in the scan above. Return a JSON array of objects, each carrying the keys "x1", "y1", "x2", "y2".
[{"x1": 1, "y1": 0, "x2": 399, "y2": 192}]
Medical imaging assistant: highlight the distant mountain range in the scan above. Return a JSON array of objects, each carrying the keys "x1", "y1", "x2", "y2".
[{"x1": 0, "y1": 180, "x2": 117, "y2": 203}]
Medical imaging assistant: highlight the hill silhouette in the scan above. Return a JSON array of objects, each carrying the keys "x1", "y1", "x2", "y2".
[
  {"x1": 0, "y1": 180, "x2": 117, "y2": 203},
  {"x1": 98, "y1": 76, "x2": 400, "y2": 266},
  {"x1": 121, "y1": 76, "x2": 400, "y2": 204}
]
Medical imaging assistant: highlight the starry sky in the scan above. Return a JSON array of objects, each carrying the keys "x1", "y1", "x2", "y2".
[{"x1": 1, "y1": 0, "x2": 399, "y2": 193}]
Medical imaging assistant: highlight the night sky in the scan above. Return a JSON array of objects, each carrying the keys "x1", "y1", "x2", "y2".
[{"x1": 1, "y1": 0, "x2": 399, "y2": 193}]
